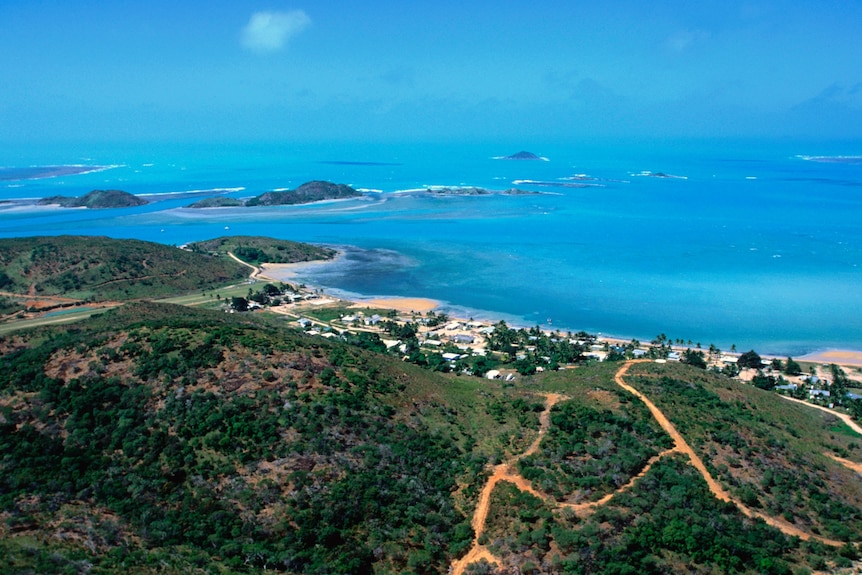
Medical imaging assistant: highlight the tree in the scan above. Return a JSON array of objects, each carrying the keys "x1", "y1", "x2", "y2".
[
  {"x1": 682, "y1": 349, "x2": 707, "y2": 369},
  {"x1": 230, "y1": 297, "x2": 249, "y2": 312},
  {"x1": 784, "y1": 357, "x2": 802, "y2": 376},
  {"x1": 737, "y1": 350, "x2": 762, "y2": 370}
]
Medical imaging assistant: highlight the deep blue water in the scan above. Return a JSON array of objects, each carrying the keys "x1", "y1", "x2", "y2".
[{"x1": 2, "y1": 139, "x2": 861, "y2": 355}]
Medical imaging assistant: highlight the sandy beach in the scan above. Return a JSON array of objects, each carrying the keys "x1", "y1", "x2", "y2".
[
  {"x1": 259, "y1": 255, "x2": 862, "y2": 374},
  {"x1": 799, "y1": 350, "x2": 862, "y2": 368},
  {"x1": 355, "y1": 297, "x2": 439, "y2": 313}
]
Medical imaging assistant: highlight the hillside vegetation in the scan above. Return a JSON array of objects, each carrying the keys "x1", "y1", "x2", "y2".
[
  {"x1": 188, "y1": 235, "x2": 337, "y2": 264},
  {"x1": 3, "y1": 305, "x2": 862, "y2": 572},
  {"x1": 245, "y1": 181, "x2": 362, "y2": 206},
  {"x1": 37, "y1": 190, "x2": 148, "y2": 209},
  {"x1": 0, "y1": 236, "x2": 248, "y2": 301},
  {"x1": 0, "y1": 302, "x2": 542, "y2": 574}
]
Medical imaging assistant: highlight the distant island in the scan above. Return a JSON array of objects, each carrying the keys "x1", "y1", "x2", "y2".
[
  {"x1": 634, "y1": 170, "x2": 688, "y2": 180},
  {"x1": 38, "y1": 189, "x2": 148, "y2": 209},
  {"x1": 187, "y1": 180, "x2": 362, "y2": 208},
  {"x1": 497, "y1": 150, "x2": 549, "y2": 161},
  {"x1": 185, "y1": 197, "x2": 245, "y2": 208}
]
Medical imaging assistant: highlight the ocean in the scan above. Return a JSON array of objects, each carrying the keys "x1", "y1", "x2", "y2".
[{"x1": 2, "y1": 138, "x2": 861, "y2": 356}]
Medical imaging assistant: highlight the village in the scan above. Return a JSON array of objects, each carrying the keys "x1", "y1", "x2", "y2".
[{"x1": 226, "y1": 279, "x2": 862, "y2": 414}]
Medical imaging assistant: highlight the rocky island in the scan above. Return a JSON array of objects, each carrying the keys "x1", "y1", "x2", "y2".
[
  {"x1": 186, "y1": 180, "x2": 363, "y2": 208},
  {"x1": 245, "y1": 180, "x2": 362, "y2": 206},
  {"x1": 38, "y1": 189, "x2": 148, "y2": 209},
  {"x1": 499, "y1": 150, "x2": 548, "y2": 161}
]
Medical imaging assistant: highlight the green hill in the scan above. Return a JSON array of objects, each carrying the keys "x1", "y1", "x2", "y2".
[
  {"x1": 0, "y1": 236, "x2": 248, "y2": 300},
  {"x1": 188, "y1": 235, "x2": 337, "y2": 264},
  {"x1": 3, "y1": 301, "x2": 862, "y2": 573},
  {"x1": 245, "y1": 181, "x2": 362, "y2": 206},
  {"x1": 38, "y1": 189, "x2": 148, "y2": 209}
]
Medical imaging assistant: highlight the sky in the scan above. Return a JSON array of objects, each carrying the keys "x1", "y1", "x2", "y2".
[{"x1": 2, "y1": 1, "x2": 862, "y2": 144}]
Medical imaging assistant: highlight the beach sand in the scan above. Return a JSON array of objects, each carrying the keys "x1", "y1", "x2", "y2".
[
  {"x1": 261, "y1": 255, "x2": 440, "y2": 314},
  {"x1": 799, "y1": 350, "x2": 862, "y2": 368},
  {"x1": 356, "y1": 297, "x2": 439, "y2": 313},
  {"x1": 260, "y1": 257, "x2": 862, "y2": 372}
]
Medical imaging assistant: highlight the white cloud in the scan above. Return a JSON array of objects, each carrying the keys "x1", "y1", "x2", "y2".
[{"x1": 241, "y1": 10, "x2": 310, "y2": 54}]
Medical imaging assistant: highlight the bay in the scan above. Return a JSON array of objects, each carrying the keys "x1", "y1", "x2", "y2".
[{"x1": 1, "y1": 139, "x2": 860, "y2": 355}]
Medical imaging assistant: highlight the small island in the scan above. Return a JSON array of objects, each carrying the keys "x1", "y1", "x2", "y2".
[
  {"x1": 186, "y1": 197, "x2": 245, "y2": 208},
  {"x1": 498, "y1": 150, "x2": 548, "y2": 161},
  {"x1": 38, "y1": 189, "x2": 148, "y2": 209},
  {"x1": 186, "y1": 180, "x2": 362, "y2": 208},
  {"x1": 245, "y1": 180, "x2": 362, "y2": 206}
]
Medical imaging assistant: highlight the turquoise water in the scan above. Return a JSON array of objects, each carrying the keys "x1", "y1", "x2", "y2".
[{"x1": 2, "y1": 139, "x2": 861, "y2": 355}]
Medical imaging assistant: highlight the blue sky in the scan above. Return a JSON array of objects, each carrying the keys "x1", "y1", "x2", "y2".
[{"x1": 2, "y1": 1, "x2": 861, "y2": 143}]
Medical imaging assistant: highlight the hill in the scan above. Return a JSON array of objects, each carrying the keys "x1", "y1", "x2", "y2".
[
  {"x1": 38, "y1": 189, "x2": 148, "y2": 209},
  {"x1": 502, "y1": 151, "x2": 545, "y2": 161},
  {"x1": 0, "y1": 236, "x2": 248, "y2": 300},
  {"x1": 187, "y1": 235, "x2": 337, "y2": 264},
  {"x1": 3, "y1": 304, "x2": 862, "y2": 574},
  {"x1": 0, "y1": 302, "x2": 535, "y2": 574},
  {"x1": 245, "y1": 181, "x2": 362, "y2": 206},
  {"x1": 186, "y1": 196, "x2": 245, "y2": 208}
]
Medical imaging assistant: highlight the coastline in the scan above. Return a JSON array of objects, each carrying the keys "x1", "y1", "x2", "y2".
[
  {"x1": 258, "y1": 250, "x2": 862, "y2": 372},
  {"x1": 259, "y1": 248, "x2": 862, "y2": 369},
  {"x1": 798, "y1": 350, "x2": 862, "y2": 368}
]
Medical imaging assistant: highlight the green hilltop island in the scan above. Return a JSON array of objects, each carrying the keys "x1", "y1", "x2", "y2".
[
  {"x1": 3, "y1": 234, "x2": 862, "y2": 574},
  {"x1": 38, "y1": 189, "x2": 148, "y2": 209},
  {"x1": 188, "y1": 180, "x2": 362, "y2": 208}
]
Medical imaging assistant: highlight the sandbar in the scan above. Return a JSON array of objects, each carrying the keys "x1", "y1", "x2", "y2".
[{"x1": 259, "y1": 255, "x2": 343, "y2": 282}]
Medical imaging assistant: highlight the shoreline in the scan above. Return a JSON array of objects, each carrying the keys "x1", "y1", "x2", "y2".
[{"x1": 258, "y1": 252, "x2": 862, "y2": 368}]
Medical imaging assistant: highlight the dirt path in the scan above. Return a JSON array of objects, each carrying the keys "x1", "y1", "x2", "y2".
[
  {"x1": 227, "y1": 252, "x2": 278, "y2": 282},
  {"x1": 451, "y1": 362, "x2": 846, "y2": 573},
  {"x1": 451, "y1": 393, "x2": 564, "y2": 575},
  {"x1": 780, "y1": 394, "x2": 862, "y2": 436},
  {"x1": 615, "y1": 361, "x2": 843, "y2": 546},
  {"x1": 560, "y1": 447, "x2": 679, "y2": 515},
  {"x1": 827, "y1": 453, "x2": 862, "y2": 475}
]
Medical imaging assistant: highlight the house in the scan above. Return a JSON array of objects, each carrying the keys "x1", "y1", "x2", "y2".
[
  {"x1": 423, "y1": 339, "x2": 443, "y2": 347},
  {"x1": 810, "y1": 389, "x2": 831, "y2": 398},
  {"x1": 451, "y1": 334, "x2": 474, "y2": 345},
  {"x1": 632, "y1": 349, "x2": 647, "y2": 358},
  {"x1": 775, "y1": 384, "x2": 798, "y2": 391},
  {"x1": 485, "y1": 370, "x2": 501, "y2": 380},
  {"x1": 442, "y1": 352, "x2": 461, "y2": 362},
  {"x1": 365, "y1": 314, "x2": 383, "y2": 326},
  {"x1": 297, "y1": 318, "x2": 312, "y2": 328},
  {"x1": 667, "y1": 352, "x2": 681, "y2": 361}
]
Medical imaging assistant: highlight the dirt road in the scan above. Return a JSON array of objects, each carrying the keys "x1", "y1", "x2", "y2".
[
  {"x1": 450, "y1": 393, "x2": 564, "y2": 575},
  {"x1": 614, "y1": 361, "x2": 842, "y2": 545},
  {"x1": 450, "y1": 361, "x2": 845, "y2": 573}
]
